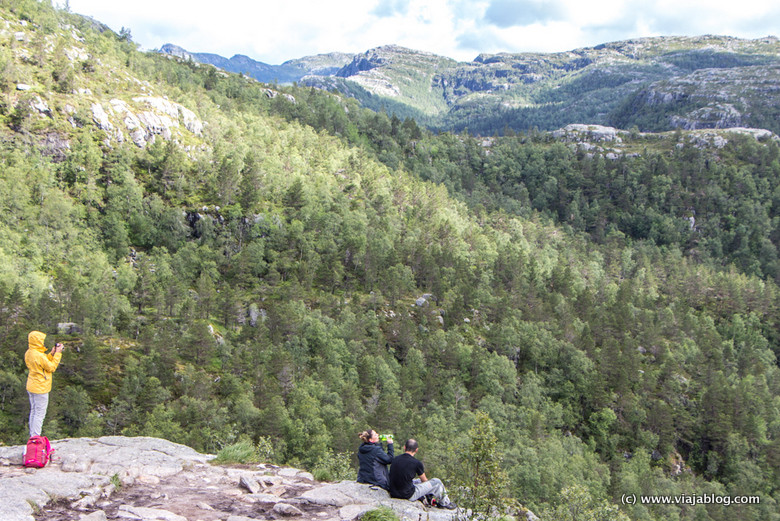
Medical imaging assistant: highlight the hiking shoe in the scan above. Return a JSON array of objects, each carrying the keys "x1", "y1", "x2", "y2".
[{"x1": 440, "y1": 503, "x2": 457, "y2": 510}]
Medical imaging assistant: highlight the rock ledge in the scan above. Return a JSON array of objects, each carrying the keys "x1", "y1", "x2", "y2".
[{"x1": 0, "y1": 437, "x2": 459, "y2": 521}]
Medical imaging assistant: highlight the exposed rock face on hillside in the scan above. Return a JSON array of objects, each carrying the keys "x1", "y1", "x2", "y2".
[
  {"x1": 283, "y1": 53, "x2": 353, "y2": 77},
  {"x1": 0, "y1": 13, "x2": 206, "y2": 150},
  {"x1": 619, "y1": 64, "x2": 780, "y2": 131},
  {"x1": 90, "y1": 96, "x2": 204, "y2": 147},
  {"x1": 335, "y1": 45, "x2": 454, "y2": 99},
  {"x1": 552, "y1": 124, "x2": 626, "y2": 143},
  {"x1": 330, "y1": 45, "x2": 456, "y2": 114},
  {"x1": 0, "y1": 437, "x2": 461, "y2": 521}
]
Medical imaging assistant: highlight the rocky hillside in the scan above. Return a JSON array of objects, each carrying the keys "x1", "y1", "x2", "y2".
[
  {"x1": 611, "y1": 63, "x2": 780, "y2": 131},
  {"x1": 0, "y1": 437, "x2": 482, "y2": 521},
  {"x1": 1, "y1": 17, "x2": 206, "y2": 153},
  {"x1": 162, "y1": 36, "x2": 780, "y2": 134}
]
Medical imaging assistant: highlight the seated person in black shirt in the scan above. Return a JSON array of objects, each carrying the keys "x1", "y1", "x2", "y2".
[{"x1": 388, "y1": 438, "x2": 456, "y2": 509}]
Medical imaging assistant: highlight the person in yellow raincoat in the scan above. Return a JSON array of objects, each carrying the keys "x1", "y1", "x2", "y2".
[{"x1": 25, "y1": 331, "x2": 63, "y2": 437}]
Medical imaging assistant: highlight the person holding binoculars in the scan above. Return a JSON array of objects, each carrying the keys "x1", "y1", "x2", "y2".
[
  {"x1": 356, "y1": 429, "x2": 394, "y2": 490},
  {"x1": 25, "y1": 331, "x2": 65, "y2": 438}
]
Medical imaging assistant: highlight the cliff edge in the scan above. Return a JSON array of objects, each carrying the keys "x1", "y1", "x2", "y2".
[{"x1": 0, "y1": 437, "x2": 459, "y2": 521}]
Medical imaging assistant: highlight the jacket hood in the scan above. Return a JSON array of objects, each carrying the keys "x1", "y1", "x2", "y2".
[
  {"x1": 359, "y1": 442, "x2": 380, "y2": 454},
  {"x1": 28, "y1": 331, "x2": 46, "y2": 352}
]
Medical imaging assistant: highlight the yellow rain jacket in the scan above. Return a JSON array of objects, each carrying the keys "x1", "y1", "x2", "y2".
[{"x1": 25, "y1": 331, "x2": 61, "y2": 394}]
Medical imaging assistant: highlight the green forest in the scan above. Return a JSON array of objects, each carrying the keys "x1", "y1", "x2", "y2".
[{"x1": 0, "y1": 2, "x2": 778, "y2": 520}]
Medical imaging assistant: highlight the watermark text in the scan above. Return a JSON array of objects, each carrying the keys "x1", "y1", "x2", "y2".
[{"x1": 621, "y1": 493, "x2": 760, "y2": 507}]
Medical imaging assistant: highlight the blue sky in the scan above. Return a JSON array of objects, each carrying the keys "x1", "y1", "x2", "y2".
[{"x1": 65, "y1": 0, "x2": 779, "y2": 64}]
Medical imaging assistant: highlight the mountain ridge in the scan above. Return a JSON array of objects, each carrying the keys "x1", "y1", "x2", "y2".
[
  {"x1": 160, "y1": 35, "x2": 780, "y2": 134},
  {"x1": 159, "y1": 43, "x2": 353, "y2": 84}
]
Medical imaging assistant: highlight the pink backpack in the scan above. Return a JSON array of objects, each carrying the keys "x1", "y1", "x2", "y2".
[{"x1": 24, "y1": 436, "x2": 53, "y2": 468}]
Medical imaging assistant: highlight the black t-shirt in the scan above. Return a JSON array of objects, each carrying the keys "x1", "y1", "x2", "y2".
[{"x1": 388, "y1": 453, "x2": 425, "y2": 499}]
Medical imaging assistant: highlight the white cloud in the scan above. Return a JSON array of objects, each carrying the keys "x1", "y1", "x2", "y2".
[{"x1": 65, "y1": 0, "x2": 779, "y2": 64}]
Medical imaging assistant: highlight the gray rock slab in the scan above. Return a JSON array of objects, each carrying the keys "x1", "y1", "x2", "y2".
[
  {"x1": 117, "y1": 505, "x2": 187, "y2": 521},
  {"x1": 273, "y1": 502, "x2": 304, "y2": 516},
  {"x1": 51, "y1": 437, "x2": 212, "y2": 482},
  {"x1": 2, "y1": 436, "x2": 458, "y2": 521},
  {"x1": 385, "y1": 499, "x2": 459, "y2": 521},
  {"x1": 339, "y1": 504, "x2": 373, "y2": 521},
  {"x1": 329, "y1": 481, "x2": 392, "y2": 502},
  {"x1": 0, "y1": 437, "x2": 217, "y2": 521},
  {"x1": 97, "y1": 436, "x2": 212, "y2": 462},
  {"x1": 245, "y1": 492, "x2": 284, "y2": 504},
  {"x1": 0, "y1": 476, "x2": 56, "y2": 521},
  {"x1": 80, "y1": 512, "x2": 108, "y2": 521},
  {"x1": 299, "y1": 480, "x2": 394, "y2": 507},
  {"x1": 0, "y1": 444, "x2": 24, "y2": 464},
  {"x1": 299, "y1": 486, "x2": 353, "y2": 507},
  {"x1": 12, "y1": 466, "x2": 111, "y2": 498}
]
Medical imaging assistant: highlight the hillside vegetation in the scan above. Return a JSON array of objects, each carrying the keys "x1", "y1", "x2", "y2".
[{"x1": 0, "y1": 2, "x2": 778, "y2": 521}]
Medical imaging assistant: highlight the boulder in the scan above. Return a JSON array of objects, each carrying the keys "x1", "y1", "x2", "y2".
[
  {"x1": 30, "y1": 96, "x2": 51, "y2": 116},
  {"x1": 272, "y1": 503, "x2": 304, "y2": 516},
  {"x1": 239, "y1": 475, "x2": 261, "y2": 494},
  {"x1": 91, "y1": 103, "x2": 113, "y2": 131},
  {"x1": 57, "y1": 322, "x2": 82, "y2": 335}
]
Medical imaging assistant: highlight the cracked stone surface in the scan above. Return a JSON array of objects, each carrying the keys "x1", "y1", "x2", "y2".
[{"x1": 0, "y1": 437, "x2": 460, "y2": 521}]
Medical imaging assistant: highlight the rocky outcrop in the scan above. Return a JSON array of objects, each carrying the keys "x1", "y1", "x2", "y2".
[
  {"x1": 552, "y1": 124, "x2": 626, "y2": 143},
  {"x1": 89, "y1": 96, "x2": 204, "y2": 147},
  {"x1": 0, "y1": 437, "x2": 462, "y2": 521},
  {"x1": 621, "y1": 63, "x2": 780, "y2": 132},
  {"x1": 681, "y1": 128, "x2": 779, "y2": 149},
  {"x1": 159, "y1": 43, "x2": 193, "y2": 61}
]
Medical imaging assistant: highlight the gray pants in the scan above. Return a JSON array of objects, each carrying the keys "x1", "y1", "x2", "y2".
[
  {"x1": 28, "y1": 391, "x2": 49, "y2": 437},
  {"x1": 410, "y1": 478, "x2": 452, "y2": 506}
]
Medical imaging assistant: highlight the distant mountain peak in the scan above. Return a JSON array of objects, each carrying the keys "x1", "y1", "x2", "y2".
[{"x1": 160, "y1": 43, "x2": 192, "y2": 60}]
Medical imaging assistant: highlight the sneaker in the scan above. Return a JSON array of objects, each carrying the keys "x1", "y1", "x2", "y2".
[{"x1": 440, "y1": 502, "x2": 457, "y2": 510}]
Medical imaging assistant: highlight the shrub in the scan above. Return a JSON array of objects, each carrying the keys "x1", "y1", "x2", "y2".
[
  {"x1": 360, "y1": 507, "x2": 399, "y2": 521},
  {"x1": 311, "y1": 451, "x2": 354, "y2": 482},
  {"x1": 212, "y1": 439, "x2": 259, "y2": 465}
]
